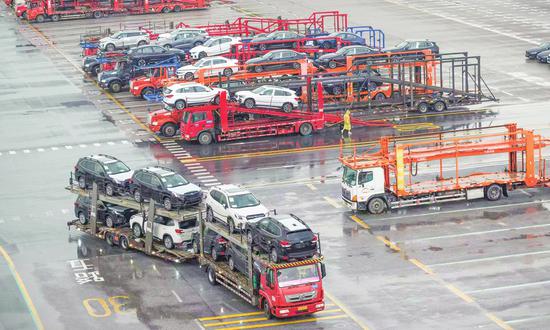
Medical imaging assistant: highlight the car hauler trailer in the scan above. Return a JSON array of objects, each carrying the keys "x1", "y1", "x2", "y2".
[
  {"x1": 66, "y1": 182, "x2": 199, "y2": 263},
  {"x1": 197, "y1": 217, "x2": 326, "y2": 319},
  {"x1": 339, "y1": 124, "x2": 550, "y2": 214}
]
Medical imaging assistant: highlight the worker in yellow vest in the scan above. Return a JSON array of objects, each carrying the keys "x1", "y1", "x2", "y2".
[{"x1": 342, "y1": 109, "x2": 352, "y2": 138}]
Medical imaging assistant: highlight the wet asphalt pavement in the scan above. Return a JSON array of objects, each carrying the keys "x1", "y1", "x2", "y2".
[{"x1": 1, "y1": 0, "x2": 550, "y2": 329}]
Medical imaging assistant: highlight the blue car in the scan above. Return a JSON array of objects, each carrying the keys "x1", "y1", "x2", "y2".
[{"x1": 315, "y1": 32, "x2": 365, "y2": 49}]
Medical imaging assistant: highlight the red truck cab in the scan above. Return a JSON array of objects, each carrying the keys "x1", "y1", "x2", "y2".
[
  {"x1": 130, "y1": 67, "x2": 177, "y2": 98},
  {"x1": 148, "y1": 107, "x2": 186, "y2": 137},
  {"x1": 258, "y1": 261, "x2": 325, "y2": 318}
]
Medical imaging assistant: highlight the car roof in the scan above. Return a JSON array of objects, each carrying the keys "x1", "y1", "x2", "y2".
[
  {"x1": 272, "y1": 215, "x2": 308, "y2": 232},
  {"x1": 119, "y1": 30, "x2": 143, "y2": 33},
  {"x1": 202, "y1": 56, "x2": 227, "y2": 61},
  {"x1": 169, "y1": 82, "x2": 204, "y2": 88},
  {"x1": 141, "y1": 166, "x2": 176, "y2": 176},
  {"x1": 214, "y1": 184, "x2": 251, "y2": 195},
  {"x1": 258, "y1": 85, "x2": 293, "y2": 91},
  {"x1": 405, "y1": 39, "x2": 435, "y2": 43},
  {"x1": 86, "y1": 154, "x2": 119, "y2": 164}
]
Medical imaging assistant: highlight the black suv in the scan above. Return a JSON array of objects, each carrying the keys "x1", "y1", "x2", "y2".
[
  {"x1": 74, "y1": 154, "x2": 133, "y2": 196},
  {"x1": 74, "y1": 196, "x2": 137, "y2": 227},
  {"x1": 129, "y1": 166, "x2": 202, "y2": 210},
  {"x1": 246, "y1": 214, "x2": 318, "y2": 263},
  {"x1": 128, "y1": 45, "x2": 187, "y2": 67},
  {"x1": 226, "y1": 242, "x2": 249, "y2": 275},
  {"x1": 191, "y1": 229, "x2": 227, "y2": 261},
  {"x1": 97, "y1": 60, "x2": 146, "y2": 93}
]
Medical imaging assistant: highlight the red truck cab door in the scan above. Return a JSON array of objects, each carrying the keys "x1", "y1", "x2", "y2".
[{"x1": 181, "y1": 111, "x2": 214, "y2": 139}]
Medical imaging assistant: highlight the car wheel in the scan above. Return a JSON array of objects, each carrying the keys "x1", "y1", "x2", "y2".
[
  {"x1": 164, "y1": 235, "x2": 174, "y2": 249},
  {"x1": 93, "y1": 11, "x2": 102, "y2": 19},
  {"x1": 161, "y1": 6, "x2": 170, "y2": 13},
  {"x1": 211, "y1": 246, "x2": 219, "y2": 261},
  {"x1": 173, "y1": 5, "x2": 181, "y2": 12},
  {"x1": 213, "y1": 95, "x2": 220, "y2": 105},
  {"x1": 105, "y1": 215, "x2": 115, "y2": 228},
  {"x1": 367, "y1": 197, "x2": 386, "y2": 214},
  {"x1": 322, "y1": 41, "x2": 331, "y2": 49},
  {"x1": 105, "y1": 43, "x2": 115, "y2": 52},
  {"x1": 161, "y1": 123, "x2": 177, "y2": 137},
  {"x1": 292, "y1": 62, "x2": 300, "y2": 69},
  {"x1": 263, "y1": 300, "x2": 272, "y2": 319},
  {"x1": 228, "y1": 218, "x2": 236, "y2": 234},
  {"x1": 417, "y1": 102, "x2": 429, "y2": 113},
  {"x1": 109, "y1": 81, "x2": 122, "y2": 93},
  {"x1": 51, "y1": 14, "x2": 60, "y2": 22},
  {"x1": 92, "y1": 65, "x2": 101, "y2": 76},
  {"x1": 198, "y1": 51, "x2": 207, "y2": 59},
  {"x1": 374, "y1": 93, "x2": 386, "y2": 101},
  {"x1": 198, "y1": 131, "x2": 213, "y2": 145},
  {"x1": 206, "y1": 207, "x2": 214, "y2": 222},
  {"x1": 105, "y1": 183, "x2": 114, "y2": 196},
  {"x1": 163, "y1": 197, "x2": 172, "y2": 211},
  {"x1": 228, "y1": 256, "x2": 235, "y2": 271},
  {"x1": 120, "y1": 235, "x2": 129, "y2": 250},
  {"x1": 207, "y1": 266, "x2": 217, "y2": 285},
  {"x1": 291, "y1": 42, "x2": 297, "y2": 48},
  {"x1": 133, "y1": 189, "x2": 142, "y2": 203},
  {"x1": 192, "y1": 239, "x2": 200, "y2": 254},
  {"x1": 328, "y1": 60, "x2": 337, "y2": 69},
  {"x1": 137, "y1": 59, "x2": 147, "y2": 67},
  {"x1": 270, "y1": 248, "x2": 279, "y2": 263},
  {"x1": 105, "y1": 232, "x2": 114, "y2": 246},
  {"x1": 244, "y1": 98, "x2": 255, "y2": 109},
  {"x1": 175, "y1": 99, "x2": 186, "y2": 110},
  {"x1": 259, "y1": 44, "x2": 267, "y2": 51},
  {"x1": 433, "y1": 100, "x2": 446, "y2": 112},
  {"x1": 299, "y1": 122, "x2": 313, "y2": 136},
  {"x1": 194, "y1": 41, "x2": 203, "y2": 47},
  {"x1": 78, "y1": 212, "x2": 88, "y2": 225},
  {"x1": 332, "y1": 85, "x2": 343, "y2": 95},
  {"x1": 132, "y1": 223, "x2": 142, "y2": 238},
  {"x1": 137, "y1": 40, "x2": 147, "y2": 47},
  {"x1": 141, "y1": 87, "x2": 154, "y2": 98},
  {"x1": 77, "y1": 176, "x2": 86, "y2": 189},
  {"x1": 163, "y1": 44, "x2": 172, "y2": 50},
  {"x1": 184, "y1": 72, "x2": 194, "y2": 81},
  {"x1": 485, "y1": 184, "x2": 503, "y2": 201},
  {"x1": 254, "y1": 65, "x2": 263, "y2": 73},
  {"x1": 223, "y1": 68, "x2": 233, "y2": 77},
  {"x1": 281, "y1": 102, "x2": 293, "y2": 113}
]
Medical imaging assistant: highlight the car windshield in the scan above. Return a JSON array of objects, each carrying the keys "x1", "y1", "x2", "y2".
[
  {"x1": 228, "y1": 193, "x2": 260, "y2": 208},
  {"x1": 335, "y1": 47, "x2": 352, "y2": 55},
  {"x1": 277, "y1": 264, "x2": 320, "y2": 288},
  {"x1": 252, "y1": 86, "x2": 268, "y2": 94},
  {"x1": 394, "y1": 41, "x2": 410, "y2": 49},
  {"x1": 540, "y1": 42, "x2": 550, "y2": 48},
  {"x1": 342, "y1": 166, "x2": 357, "y2": 186},
  {"x1": 111, "y1": 32, "x2": 122, "y2": 39},
  {"x1": 193, "y1": 58, "x2": 207, "y2": 67},
  {"x1": 103, "y1": 161, "x2": 130, "y2": 175},
  {"x1": 203, "y1": 38, "x2": 217, "y2": 47},
  {"x1": 161, "y1": 173, "x2": 189, "y2": 188}
]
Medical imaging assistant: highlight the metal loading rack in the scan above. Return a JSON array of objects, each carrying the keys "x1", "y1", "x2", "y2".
[{"x1": 66, "y1": 183, "x2": 200, "y2": 263}]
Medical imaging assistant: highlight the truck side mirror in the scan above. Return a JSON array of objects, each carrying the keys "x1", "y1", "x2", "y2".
[
  {"x1": 266, "y1": 269, "x2": 274, "y2": 288},
  {"x1": 320, "y1": 263, "x2": 326, "y2": 278}
]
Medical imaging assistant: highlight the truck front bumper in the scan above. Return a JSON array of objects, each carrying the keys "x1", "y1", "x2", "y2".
[
  {"x1": 342, "y1": 196, "x2": 356, "y2": 209},
  {"x1": 273, "y1": 301, "x2": 325, "y2": 318}
]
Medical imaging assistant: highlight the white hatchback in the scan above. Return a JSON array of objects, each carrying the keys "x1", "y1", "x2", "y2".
[
  {"x1": 163, "y1": 82, "x2": 227, "y2": 110},
  {"x1": 177, "y1": 56, "x2": 239, "y2": 80},
  {"x1": 189, "y1": 36, "x2": 241, "y2": 59},
  {"x1": 235, "y1": 85, "x2": 300, "y2": 113},
  {"x1": 130, "y1": 214, "x2": 198, "y2": 249}
]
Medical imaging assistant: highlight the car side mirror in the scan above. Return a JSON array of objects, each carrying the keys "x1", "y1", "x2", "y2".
[
  {"x1": 320, "y1": 263, "x2": 326, "y2": 278},
  {"x1": 224, "y1": 204, "x2": 228, "y2": 209}
]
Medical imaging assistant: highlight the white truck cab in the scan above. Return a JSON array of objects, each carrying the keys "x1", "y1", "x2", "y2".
[{"x1": 341, "y1": 166, "x2": 386, "y2": 213}]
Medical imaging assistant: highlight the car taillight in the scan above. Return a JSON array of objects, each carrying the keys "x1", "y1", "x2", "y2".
[
  {"x1": 312, "y1": 234, "x2": 318, "y2": 243},
  {"x1": 295, "y1": 98, "x2": 300, "y2": 101},
  {"x1": 216, "y1": 237, "x2": 227, "y2": 244},
  {"x1": 175, "y1": 229, "x2": 184, "y2": 234},
  {"x1": 165, "y1": 94, "x2": 173, "y2": 98},
  {"x1": 279, "y1": 240, "x2": 291, "y2": 248}
]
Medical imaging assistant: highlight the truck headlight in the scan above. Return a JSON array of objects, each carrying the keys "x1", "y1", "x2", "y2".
[{"x1": 151, "y1": 121, "x2": 158, "y2": 126}]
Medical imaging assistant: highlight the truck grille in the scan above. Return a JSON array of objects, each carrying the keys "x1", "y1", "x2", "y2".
[
  {"x1": 342, "y1": 187, "x2": 351, "y2": 200},
  {"x1": 285, "y1": 291, "x2": 316, "y2": 303},
  {"x1": 246, "y1": 213, "x2": 265, "y2": 220}
]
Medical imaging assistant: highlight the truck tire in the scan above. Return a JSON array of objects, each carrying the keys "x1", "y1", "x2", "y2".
[
  {"x1": 78, "y1": 212, "x2": 88, "y2": 225},
  {"x1": 281, "y1": 102, "x2": 293, "y2": 113},
  {"x1": 120, "y1": 235, "x2": 129, "y2": 250},
  {"x1": 93, "y1": 11, "x2": 102, "y2": 19},
  {"x1": 173, "y1": 5, "x2": 181, "y2": 12},
  {"x1": 244, "y1": 98, "x2": 255, "y2": 109},
  {"x1": 161, "y1": 6, "x2": 170, "y2": 13},
  {"x1": 367, "y1": 197, "x2": 387, "y2": 214},
  {"x1": 175, "y1": 99, "x2": 186, "y2": 110},
  {"x1": 163, "y1": 235, "x2": 174, "y2": 249},
  {"x1": 92, "y1": 65, "x2": 101, "y2": 76},
  {"x1": 35, "y1": 15, "x2": 45, "y2": 23},
  {"x1": 161, "y1": 123, "x2": 177, "y2": 137},
  {"x1": 270, "y1": 248, "x2": 279, "y2": 263},
  {"x1": 292, "y1": 62, "x2": 300, "y2": 69},
  {"x1": 485, "y1": 184, "x2": 503, "y2": 201},
  {"x1": 207, "y1": 266, "x2": 217, "y2": 285},
  {"x1": 299, "y1": 123, "x2": 313, "y2": 136},
  {"x1": 184, "y1": 72, "x2": 194, "y2": 81},
  {"x1": 328, "y1": 60, "x2": 337, "y2": 69},
  {"x1": 417, "y1": 102, "x2": 429, "y2": 113},
  {"x1": 141, "y1": 87, "x2": 154, "y2": 98},
  {"x1": 374, "y1": 93, "x2": 386, "y2": 101},
  {"x1": 51, "y1": 14, "x2": 60, "y2": 22},
  {"x1": 213, "y1": 95, "x2": 221, "y2": 105},
  {"x1": 211, "y1": 246, "x2": 219, "y2": 261},
  {"x1": 163, "y1": 197, "x2": 172, "y2": 211},
  {"x1": 331, "y1": 85, "x2": 343, "y2": 95},
  {"x1": 132, "y1": 223, "x2": 142, "y2": 238},
  {"x1": 198, "y1": 131, "x2": 213, "y2": 145},
  {"x1": 433, "y1": 100, "x2": 446, "y2": 112},
  {"x1": 137, "y1": 59, "x2": 147, "y2": 67},
  {"x1": 105, "y1": 215, "x2": 114, "y2": 228},
  {"x1": 105, "y1": 43, "x2": 115, "y2": 52},
  {"x1": 105, "y1": 183, "x2": 114, "y2": 196},
  {"x1": 77, "y1": 176, "x2": 86, "y2": 189},
  {"x1": 259, "y1": 44, "x2": 267, "y2": 51},
  {"x1": 263, "y1": 299, "x2": 273, "y2": 319},
  {"x1": 109, "y1": 81, "x2": 122, "y2": 93}
]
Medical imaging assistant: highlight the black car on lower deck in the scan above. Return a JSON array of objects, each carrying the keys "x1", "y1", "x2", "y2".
[
  {"x1": 226, "y1": 242, "x2": 249, "y2": 275},
  {"x1": 191, "y1": 229, "x2": 227, "y2": 261},
  {"x1": 245, "y1": 50, "x2": 307, "y2": 73},
  {"x1": 322, "y1": 69, "x2": 383, "y2": 95},
  {"x1": 526, "y1": 42, "x2": 550, "y2": 59},
  {"x1": 314, "y1": 45, "x2": 377, "y2": 69},
  {"x1": 246, "y1": 214, "x2": 318, "y2": 263},
  {"x1": 74, "y1": 195, "x2": 137, "y2": 228}
]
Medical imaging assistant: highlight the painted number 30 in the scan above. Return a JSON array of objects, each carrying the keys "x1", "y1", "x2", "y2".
[{"x1": 83, "y1": 296, "x2": 131, "y2": 318}]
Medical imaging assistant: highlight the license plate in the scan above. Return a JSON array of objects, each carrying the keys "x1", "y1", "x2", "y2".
[
  {"x1": 305, "y1": 41, "x2": 314, "y2": 46},
  {"x1": 298, "y1": 306, "x2": 308, "y2": 311}
]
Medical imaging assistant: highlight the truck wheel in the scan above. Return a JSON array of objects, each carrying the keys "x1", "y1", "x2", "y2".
[
  {"x1": 161, "y1": 123, "x2": 177, "y2": 137},
  {"x1": 192, "y1": 239, "x2": 200, "y2": 254},
  {"x1": 328, "y1": 60, "x2": 337, "y2": 69},
  {"x1": 78, "y1": 212, "x2": 88, "y2": 225},
  {"x1": 207, "y1": 266, "x2": 217, "y2": 285},
  {"x1": 105, "y1": 215, "x2": 114, "y2": 228},
  {"x1": 105, "y1": 183, "x2": 114, "y2": 196},
  {"x1": 254, "y1": 65, "x2": 264, "y2": 73},
  {"x1": 211, "y1": 246, "x2": 219, "y2": 261},
  {"x1": 105, "y1": 232, "x2": 114, "y2": 246},
  {"x1": 184, "y1": 72, "x2": 194, "y2": 81},
  {"x1": 417, "y1": 102, "x2": 429, "y2": 113},
  {"x1": 281, "y1": 102, "x2": 293, "y2": 113},
  {"x1": 105, "y1": 43, "x2": 115, "y2": 52},
  {"x1": 35, "y1": 15, "x2": 45, "y2": 23},
  {"x1": 92, "y1": 65, "x2": 101, "y2": 76},
  {"x1": 132, "y1": 223, "x2": 142, "y2": 238},
  {"x1": 263, "y1": 300, "x2": 273, "y2": 319},
  {"x1": 109, "y1": 81, "x2": 122, "y2": 93},
  {"x1": 51, "y1": 14, "x2": 60, "y2": 22},
  {"x1": 161, "y1": 6, "x2": 170, "y2": 13},
  {"x1": 173, "y1": 5, "x2": 181, "y2": 12},
  {"x1": 433, "y1": 100, "x2": 446, "y2": 112},
  {"x1": 270, "y1": 248, "x2": 279, "y2": 263},
  {"x1": 198, "y1": 51, "x2": 207, "y2": 59},
  {"x1": 228, "y1": 256, "x2": 235, "y2": 271},
  {"x1": 485, "y1": 184, "x2": 503, "y2": 201},
  {"x1": 299, "y1": 123, "x2": 313, "y2": 136},
  {"x1": 120, "y1": 236, "x2": 129, "y2": 250},
  {"x1": 223, "y1": 68, "x2": 233, "y2": 77},
  {"x1": 374, "y1": 93, "x2": 386, "y2": 101},
  {"x1": 175, "y1": 99, "x2": 186, "y2": 110},
  {"x1": 368, "y1": 197, "x2": 387, "y2": 214},
  {"x1": 133, "y1": 189, "x2": 142, "y2": 203},
  {"x1": 77, "y1": 176, "x2": 86, "y2": 189},
  {"x1": 163, "y1": 197, "x2": 173, "y2": 211},
  {"x1": 244, "y1": 98, "x2": 255, "y2": 109},
  {"x1": 163, "y1": 235, "x2": 174, "y2": 249},
  {"x1": 141, "y1": 87, "x2": 154, "y2": 98},
  {"x1": 93, "y1": 11, "x2": 102, "y2": 19},
  {"x1": 198, "y1": 131, "x2": 213, "y2": 145}
]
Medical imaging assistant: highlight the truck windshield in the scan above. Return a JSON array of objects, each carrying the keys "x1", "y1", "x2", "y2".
[
  {"x1": 342, "y1": 166, "x2": 357, "y2": 186},
  {"x1": 103, "y1": 161, "x2": 130, "y2": 175},
  {"x1": 182, "y1": 112, "x2": 190, "y2": 123},
  {"x1": 277, "y1": 264, "x2": 320, "y2": 288}
]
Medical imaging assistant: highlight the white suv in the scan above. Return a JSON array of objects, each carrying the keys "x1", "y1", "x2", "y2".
[
  {"x1": 99, "y1": 30, "x2": 150, "y2": 51},
  {"x1": 163, "y1": 82, "x2": 227, "y2": 110},
  {"x1": 235, "y1": 85, "x2": 299, "y2": 113},
  {"x1": 205, "y1": 184, "x2": 270, "y2": 233},
  {"x1": 176, "y1": 56, "x2": 239, "y2": 80},
  {"x1": 130, "y1": 214, "x2": 198, "y2": 249}
]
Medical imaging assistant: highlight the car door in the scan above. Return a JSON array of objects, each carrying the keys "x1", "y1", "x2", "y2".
[
  {"x1": 149, "y1": 174, "x2": 164, "y2": 204},
  {"x1": 93, "y1": 161, "x2": 108, "y2": 188},
  {"x1": 82, "y1": 160, "x2": 95, "y2": 187},
  {"x1": 182, "y1": 86, "x2": 199, "y2": 104},
  {"x1": 271, "y1": 89, "x2": 287, "y2": 108},
  {"x1": 211, "y1": 58, "x2": 226, "y2": 76},
  {"x1": 116, "y1": 33, "x2": 127, "y2": 48},
  {"x1": 256, "y1": 88, "x2": 274, "y2": 106},
  {"x1": 219, "y1": 37, "x2": 232, "y2": 54},
  {"x1": 234, "y1": 244, "x2": 248, "y2": 273},
  {"x1": 268, "y1": 51, "x2": 283, "y2": 70},
  {"x1": 208, "y1": 38, "x2": 221, "y2": 55},
  {"x1": 151, "y1": 46, "x2": 168, "y2": 63},
  {"x1": 255, "y1": 219, "x2": 271, "y2": 248},
  {"x1": 173, "y1": 32, "x2": 187, "y2": 48},
  {"x1": 272, "y1": 32, "x2": 286, "y2": 49},
  {"x1": 210, "y1": 190, "x2": 226, "y2": 221},
  {"x1": 198, "y1": 59, "x2": 213, "y2": 77},
  {"x1": 152, "y1": 216, "x2": 166, "y2": 240},
  {"x1": 138, "y1": 172, "x2": 153, "y2": 200},
  {"x1": 193, "y1": 85, "x2": 213, "y2": 103}
]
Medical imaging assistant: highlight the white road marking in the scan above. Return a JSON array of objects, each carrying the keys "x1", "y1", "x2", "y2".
[
  {"x1": 23, "y1": 149, "x2": 30, "y2": 153},
  {"x1": 506, "y1": 314, "x2": 550, "y2": 324},
  {"x1": 197, "y1": 175, "x2": 215, "y2": 179},
  {"x1": 501, "y1": 90, "x2": 513, "y2": 96},
  {"x1": 107, "y1": 141, "x2": 115, "y2": 145},
  {"x1": 79, "y1": 144, "x2": 87, "y2": 148},
  {"x1": 190, "y1": 169, "x2": 208, "y2": 173},
  {"x1": 323, "y1": 196, "x2": 343, "y2": 209},
  {"x1": 466, "y1": 279, "x2": 550, "y2": 294},
  {"x1": 428, "y1": 249, "x2": 550, "y2": 267},
  {"x1": 203, "y1": 182, "x2": 221, "y2": 186},
  {"x1": 306, "y1": 183, "x2": 318, "y2": 191},
  {"x1": 184, "y1": 163, "x2": 201, "y2": 167},
  {"x1": 171, "y1": 290, "x2": 183, "y2": 303},
  {"x1": 37, "y1": 148, "x2": 45, "y2": 152},
  {"x1": 51, "y1": 147, "x2": 59, "y2": 151},
  {"x1": 200, "y1": 178, "x2": 219, "y2": 182}
]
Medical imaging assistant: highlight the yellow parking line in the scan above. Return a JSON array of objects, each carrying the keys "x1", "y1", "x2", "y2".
[
  {"x1": 204, "y1": 309, "x2": 343, "y2": 327},
  {"x1": 409, "y1": 258, "x2": 434, "y2": 275},
  {"x1": 0, "y1": 246, "x2": 45, "y2": 330},
  {"x1": 350, "y1": 215, "x2": 370, "y2": 230},
  {"x1": 198, "y1": 311, "x2": 264, "y2": 321},
  {"x1": 215, "y1": 314, "x2": 348, "y2": 330},
  {"x1": 325, "y1": 292, "x2": 370, "y2": 330},
  {"x1": 485, "y1": 313, "x2": 514, "y2": 330},
  {"x1": 306, "y1": 183, "x2": 318, "y2": 191},
  {"x1": 323, "y1": 196, "x2": 343, "y2": 209},
  {"x1": 445, "y1": 284, "x2": 475, "y2": 304},
  {"x1": 376, "y1": 236, "x2": 401, "y2": 252}
]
